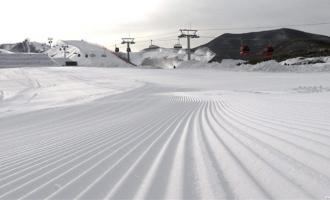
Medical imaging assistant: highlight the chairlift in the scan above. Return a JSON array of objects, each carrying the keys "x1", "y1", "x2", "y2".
[{"x1": 173, "y1": 38, "x2": 182, "y2": 49}]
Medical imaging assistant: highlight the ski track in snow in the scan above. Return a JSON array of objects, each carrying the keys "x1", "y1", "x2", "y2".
[{"x1": 0, "y1": 68, "x2": 330, "y2": 199}]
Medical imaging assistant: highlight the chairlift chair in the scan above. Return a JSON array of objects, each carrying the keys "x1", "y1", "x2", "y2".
[{"x1": 174, "y1": 39, "x2": 182, "y2": 49}]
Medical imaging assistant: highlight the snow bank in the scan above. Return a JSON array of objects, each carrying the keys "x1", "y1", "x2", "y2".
[{"x1": 177, "y1": 59, "x2": 330, "y2": 72}]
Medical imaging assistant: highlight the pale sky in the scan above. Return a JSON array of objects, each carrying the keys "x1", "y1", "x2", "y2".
[{"x1": 1, "y1": 0, "x2": 330, "y2": 51}]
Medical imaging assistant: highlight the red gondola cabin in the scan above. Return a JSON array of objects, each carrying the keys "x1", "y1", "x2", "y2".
[{"x1": 240, "y1": 45, "x2": 250, "y2": 56}]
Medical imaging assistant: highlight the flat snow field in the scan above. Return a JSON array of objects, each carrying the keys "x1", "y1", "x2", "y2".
[{"x1": 1, "y1": 67, "x2": 330, "y2": 200}]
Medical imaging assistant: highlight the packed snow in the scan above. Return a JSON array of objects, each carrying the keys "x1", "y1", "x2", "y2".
[
  {"x1": 0, "y1": 67, "x2": 142, "y2": 117},
  {"x1": 0, "y1": 62, "x2": 330, "y2": 199}
]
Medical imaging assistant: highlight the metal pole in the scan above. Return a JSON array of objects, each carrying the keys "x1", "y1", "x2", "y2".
[
  {"x1": 122, "y1": 38, "x2": 135, "y2": 63},
  {"x1": 64, "y1": 48, "x2": 67, "y2": 61},
  {"x1": 127, "y1": 43, "x2": 130, "y2": 63},
  {"x1": 187, "y1": 36, "x2": 191, "y2": 60},
  {"x1": 62, "y1": 45, "x2": 68, "y2": 65},
  {"x1": 178, "y1": 29, "x2": 199, "y2": 61}
]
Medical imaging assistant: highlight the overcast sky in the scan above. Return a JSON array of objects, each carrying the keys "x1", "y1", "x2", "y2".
[{"x1": 1, "y1": 0, "x2": 330, "y2": 50}]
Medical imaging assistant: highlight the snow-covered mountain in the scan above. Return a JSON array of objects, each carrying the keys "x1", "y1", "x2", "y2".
[{"x1": 47, "y1": 40, "x2": 134, "y2": 67}]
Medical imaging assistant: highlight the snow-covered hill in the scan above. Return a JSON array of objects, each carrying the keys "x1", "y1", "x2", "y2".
[
  {"x1": 128, "y1": 47, "x2": 215, "y2": 69},
  {"x1": 47, "y1": 40, "x2": 134, "y2": 67}
]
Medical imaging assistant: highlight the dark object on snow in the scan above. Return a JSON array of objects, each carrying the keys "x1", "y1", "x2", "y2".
[
  {"x1": 115, "y1": 47, "x2": 120, "y2": 53},
  {"x1": 65, "y1": 61, "x2": 78, "y2": 66},
  {"x1": 85, "y1": 54, "x2": 88, "y2": 58}
]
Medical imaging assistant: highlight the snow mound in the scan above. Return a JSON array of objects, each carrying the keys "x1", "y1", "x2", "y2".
[
  {"x1": 47, "y1": 40, "x2": 133, "y2": 67},
  {"x1": 281, "y1": 56, "x2": 330, "y2": 65},
  {"x1": 129, "y1": 47, "x2": 215, "y2": 69}
]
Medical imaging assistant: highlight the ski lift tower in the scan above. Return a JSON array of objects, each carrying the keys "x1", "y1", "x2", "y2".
[
  {"x1": 61, "y1": 44, "x2": 69, "y2": 63},
  {"x1": 121, "y1": 38, "x2": 135, "y2": 63},
  {"x1": 178, "y1": 29, "x2": 200, "y2": 60}
]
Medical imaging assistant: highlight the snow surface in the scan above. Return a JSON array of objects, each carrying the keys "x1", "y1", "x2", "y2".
[
  {"x1": 47, "y1": 41, "x2": 133, "y2": 67},
  {"x1": 0, "y1": 67, "x2": 142, "y2": 117},
  {"x1": 0, "y1": 66, "x2": 330, "y2": 199}
]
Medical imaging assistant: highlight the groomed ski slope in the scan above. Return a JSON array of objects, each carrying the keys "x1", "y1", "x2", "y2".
[{"x1": 0, "y1": 67, "x2": 330, "y2": 199}]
